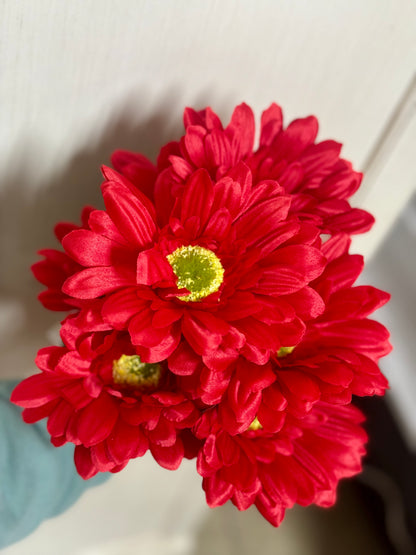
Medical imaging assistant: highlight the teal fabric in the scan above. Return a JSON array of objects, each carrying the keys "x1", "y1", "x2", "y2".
[{"x1": 0, "y1": 381, "x2": 109, "y2": 548}]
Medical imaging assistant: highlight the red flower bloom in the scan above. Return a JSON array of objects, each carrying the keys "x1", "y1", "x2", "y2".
[
  {"x1": 21, "y1": 102, "x2": 391, "y2": 527},
  {"x1": 172, "y1": 234, "x2": 390, "y2": 434},
  {"x1": 148, "y1": 103, "x2": 373, "y2": 239},
  {"x1": 286, "y1": 235, "x2": 391, "y2": 401},
  {"x1": 111, "y1": 150, "x2": 158, "y2": 202},
  {"x1": 10, "y1": 331, "x2": 199, "y2": 478},
  {"x1": 58, "y1": 163, "x2": 326, "y2": 370},
  {"x1": 31, "y1": 206, "x2": 95, "y2": 311},
  {"x1": 195, "y1": 402, "x2": 367, "y2": 527},
  {"x1": 33, "y1": 103, "x2": 372, "y2": 318}
]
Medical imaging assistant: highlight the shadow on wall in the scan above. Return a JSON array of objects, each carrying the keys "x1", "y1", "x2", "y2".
[{"x1": 0, "y1": 89, "x2": 186, "y2": 378}]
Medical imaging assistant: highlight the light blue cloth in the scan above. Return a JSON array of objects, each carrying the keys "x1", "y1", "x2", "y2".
[{"x1": 0, "y1": 381, "x2": 109, "y2": 548}]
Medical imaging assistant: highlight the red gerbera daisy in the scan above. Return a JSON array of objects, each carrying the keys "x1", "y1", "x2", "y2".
[
  {"x1": 170, "y1": 234, "x2": 390, "y2": 434},
  {"x1": 283, "y1": 235, "x2": 392, "y2": 401},
  {"x1": 10, "y1": 331, "x2": 199, "y2": 478},
  {"x1": 119, "y1": 103, "x2": 373, "y2": 240},
  {"x1": 195, "y1": 401, "x2": 367, "y2": 527},
  {"x1": 56, "y1": 162, "x2": 326, "y2": 370},
  {"x1": 34, "y1": 103, "x2": 372, "y2": 318}
]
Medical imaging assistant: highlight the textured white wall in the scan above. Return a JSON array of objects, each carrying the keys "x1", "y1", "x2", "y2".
[{"x1": 2, "y1": 0, "x2": 416, "y2": 173}]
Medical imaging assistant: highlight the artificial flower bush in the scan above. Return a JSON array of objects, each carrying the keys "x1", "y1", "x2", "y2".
[{"x1": 11, "y1": 103, "x2": 391, "y2": 527}]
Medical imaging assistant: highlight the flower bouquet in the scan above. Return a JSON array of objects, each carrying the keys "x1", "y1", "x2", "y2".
[{"x1": 11, "y1": 103, "x2": 391, "y2": 527}]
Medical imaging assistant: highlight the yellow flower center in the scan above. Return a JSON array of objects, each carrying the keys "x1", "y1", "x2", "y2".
[
  {"x1": 248, "y1": 417, "x2": 263, "y2": 431},
  {"x1": 167, "y1": 245, "x2": 224, "y2": 302},
  {"x1": 112, "y1": 354, "x2": 162, "y2": 390},
  {"x1": 277, "y1": 346, "x2": 295, "y2": 358}
]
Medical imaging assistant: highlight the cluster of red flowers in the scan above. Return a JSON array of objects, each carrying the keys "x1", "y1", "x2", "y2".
[{"x1": 11, "y1": 103, "x2": 391, "y2": 526}]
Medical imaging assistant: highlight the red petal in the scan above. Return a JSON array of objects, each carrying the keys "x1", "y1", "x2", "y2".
[
  {"x1": 134, "y1": 324, "x2": 181, "y2": 362},
  {"x1": 63, "y1": 266, "x2": 135, "y2": 299},
  {"x1": 255, "y1": 495, "x2": 285, "y2": 527},
  {"x1": 102, "y1": 182, "x2": 157, "y2": 248},
  {"x1": 102, "y1": 288, "x2": 147, "y2": 328},
  {"x1": 147, "y1": 418, "x2": 177, "y2": 447},
  {"x1": 63, "y1": 230, "x2": 120, "y2": 267},
  {"x1": 284, "y1": 287, "x2": 325, "y2": 320},
  {"x1": 130, "y1": 315, "x2": 171, "y2": 347},
  {"x1": 88, "y1": 209, "x2": 129, "y2": 246},
  {"x1": 38, "y1": 290, "x2": 74, "y2": 311},
  {"x1": 315, "y1": 320, "x2": 391, "y2": 360},
  {"x1": 325, "y1": 208, "x2": 375, "y2": 235},
  {"x1": 22, "y1": 400, "x2": 59, "y2": 423},
  {"x1": 212, "y1": 176, "x2": 242, "y2": 218},
  {"x1": 74, "y1": 445, "x2": 99, "y2": 479},
  {"x1": 203, "y1": 475, "x2": 234, "y2": 507},
  {"x1": 274, "y1": 116, "x2": 318, "y2": 161},
  {"x1": 319, "y1": 170, "x2": 363, "y2": 201},
  {"x1": 219, "y1": 292, "x2": 260, "y2": 321},
  {"x1": 47, "y1": 400, "x2": 73, "y2": 438},
  {"x1": 10, "y1": 374, "x2": 57, "y2": 408},
  {"x1": 204, "y1": 208, "x2": 232, "y2": 240},
  {"x1": 184, "y1": 125, "x2": 208, "y2": 167},
  {"x1": 150, "y1": 439, "x2": 184, "y2": 470},
  {"x1": 106, "y1": 419, "x2": 148, "y2": 463},
  {"x1": 278, "y1": 369, "x2": 321, "y2": 406},
  {"x1": 136, "y1": 248, "x2": 175, "y2": 285},
  {"x1": 325, "y1": 286, "x2": 390, "y2": 321},
  {"x1": 321, "y1": 234, "x2": 351, "y2": 261},
  {"x1": 182, "y1": 312, "x2": 227, "y2": 355},
  {"x1": 267, "y1": 245, "x2": 325, "y2": 283},
  {"x1": 152, "y1": 307, "x2": 183, "y2": 328},
  {"x1": 316, "y1": 254, "x2": 364, "y2": 295},
  {"x1": 257, "y1": 404, "x2": 286, "y2": 433},
  {"x1": 234, "y1": 196, "x2": 292, "y2": 249},
  {"x1": 111, "y1": 150, "x2": 156, "y2": 200},
  {"x1": 184, "y1": 106, "x2": 223, "y2": 130},
  {"x1": 76, "y1": 394, "x2": 119, "y2": 447},
  {"x1": 54, "y1": 221, "x2": 79, "y2": 241},
  {"x1": 35, "y1": 346, "x2": 66, "y2": 372},
  {"x1": 226, "y1": 103, "x2": 255, "y2": 161},
  {"x1": 180, "y1": 169, "x2": 214, "y2": 232},
  {"x1": 299, "y1": 141, "x2": 342, "y2": 182},
  {"x1": 32, "y1": 250, "x2": 76, "y2": 285},
  {"x1": 205, "y1": 129, "x2": 231, "y2": 169},
  {"x1": 260, "y1": 103, "x2": 283, "y2": 147},
  {"x1": 168, "y1": 341, "x2": 202, "y2": 376}
]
